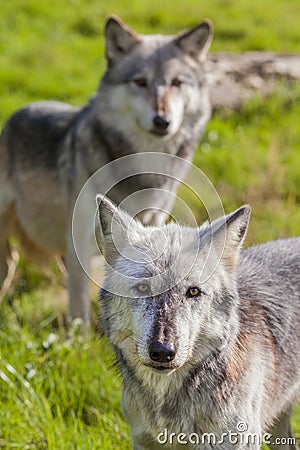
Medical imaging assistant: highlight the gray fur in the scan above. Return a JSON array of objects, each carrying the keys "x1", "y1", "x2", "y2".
[
  {"x1": 97, "y1": 195, "x2": 300, "y2": 450},
  {"x1": 0, "y1": 16, "x2": 213, "y2": 322}
]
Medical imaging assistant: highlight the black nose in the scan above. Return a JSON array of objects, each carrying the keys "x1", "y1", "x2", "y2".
[
  {"x1": 148, "y1": 341, "x2": 176, "y2": 363},
  {"x1": 153, "y1": 115, "x2": 170, "y2": 131}
]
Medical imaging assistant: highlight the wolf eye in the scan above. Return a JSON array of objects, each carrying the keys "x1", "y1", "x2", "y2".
[
  {"x1": 171, "y1": 77, "x2": 183, "y2": 87},
  {"x1": 133, "y1": 77, "x2": 148, "y2": 88},
  {"x1": 135, "y1": 283, "x2": 150, "y2": 294},
  {"x1": 186, "y1": 287, "x2": 202, "y2": 298}
]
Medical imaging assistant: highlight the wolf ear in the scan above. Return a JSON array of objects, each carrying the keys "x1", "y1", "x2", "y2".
[
  {"x1": 96, "y1": 194, "x2": 128, "y2": 237},
  {"x1": 105, "y1": 16, "x2": 141, "y2": 66},
  {"x1": 222, "y1": 205, "x2": 251, "y2": 253},
  {"x1": 175, "y1": 20, "x2": 213, "y2": 63},
  {"x1": 96, "y1": 194, "x2": 132, "y2": 261},
  {"x1": 202, "y1": 205, "x2": 251, "y2": 271}
]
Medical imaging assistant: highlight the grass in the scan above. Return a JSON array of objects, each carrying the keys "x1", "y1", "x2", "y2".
[
  {"x1": 0, "y1": 0, "x2": 300, "y2": 448},
  {"x1": 0, "y1": 296, "x2": 130, "y2": 449}
]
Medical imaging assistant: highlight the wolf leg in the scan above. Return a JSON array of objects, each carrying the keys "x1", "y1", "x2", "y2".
[
  {"x1": 0, "y1": 243, "x2": 19, "y2": 295},
  {"x1": 268, "y1": 407, "x2": 299, "y2": 450},
  {"x1": 0, "y1": 205, "x2": 18, "y2": 295},
  {"x1": 66, "y1": 232, "x2": 92, "y2": 326},
  {"x1": 0, "y1": 239, "x2": 11, "y2": 289}
]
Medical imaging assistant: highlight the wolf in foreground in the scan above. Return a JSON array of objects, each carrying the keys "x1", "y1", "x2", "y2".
[
  {"x1": 0, "y1": 16, "x2": 213, "y2": 322},
  {"x1": 97, "y1": 194, "x2": 300, "y2": 450}
]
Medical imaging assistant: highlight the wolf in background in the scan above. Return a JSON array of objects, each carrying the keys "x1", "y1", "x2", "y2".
[
  {"x1": 97, "y1": 194, "x2": 300, "y2": 450},
  {"x1": 0, "y1": 16, "x2": 213, "y2": 322}
]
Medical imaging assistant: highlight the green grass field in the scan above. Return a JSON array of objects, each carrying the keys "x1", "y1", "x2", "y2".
[{"x1": 0, "y1": 1, "x2": 300, "y2": 448}]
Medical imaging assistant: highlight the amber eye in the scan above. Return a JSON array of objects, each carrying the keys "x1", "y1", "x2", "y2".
[
  {"x1": 186, "y1": 287, "x2": 202, "y2": 298},
  {"x1": 171, "y1": 77, "x2": 183, "y2": 87},
  {"x1": 133, "y1": 77, "x2": 148, "y2": 87},
  {"x1": 136, "y1": 283, "x2": 150, "y2": 294}
]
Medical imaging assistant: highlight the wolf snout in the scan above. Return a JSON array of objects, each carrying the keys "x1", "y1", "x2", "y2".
[
  {"x1": 148, "y1": 341, "x2": 177, "y2": 363},
  {"x1": 152, "y1": 115, "x2": 170, "y2": 134}
]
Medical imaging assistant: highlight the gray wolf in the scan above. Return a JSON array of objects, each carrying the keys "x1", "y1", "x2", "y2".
[
  {"x1": 0, "y1": 16, "x2": 213, "y2": 323},
  {"x1": 97, "y1": 194, "x2": 300, "y2": 450}
]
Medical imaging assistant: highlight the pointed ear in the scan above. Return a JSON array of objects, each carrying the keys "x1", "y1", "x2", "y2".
[
  {"x1": 96, "y1": 194, "x2": 132, "y2": 262},
  {"x1": 175, "y1": 20, "x2": 213, "y2": 63},
  {"x1": 105, "y1": 15, "x2": 141, "y2": 66},
  {"x1": 96, "y1": 194, "x2": 129, "y2": 238},
  {"x1": 223, "y1": 205, "x2": 251, "y2": 255},
  {"x1": 203, "y1": 205, "x2": 251, "y2": 271}
]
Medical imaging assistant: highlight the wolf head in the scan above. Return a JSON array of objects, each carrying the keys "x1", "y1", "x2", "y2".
[
  {"x1": 97, "y1": 195, "x2": 250, "y2": 378},
  {"x1": 98, "y1": 16, "x2": 213, "y2": 144}
]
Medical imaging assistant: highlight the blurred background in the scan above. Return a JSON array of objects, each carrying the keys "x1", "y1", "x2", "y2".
[{"x1": 0, "y1": 1, "x2": 299, "y2": 448}]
